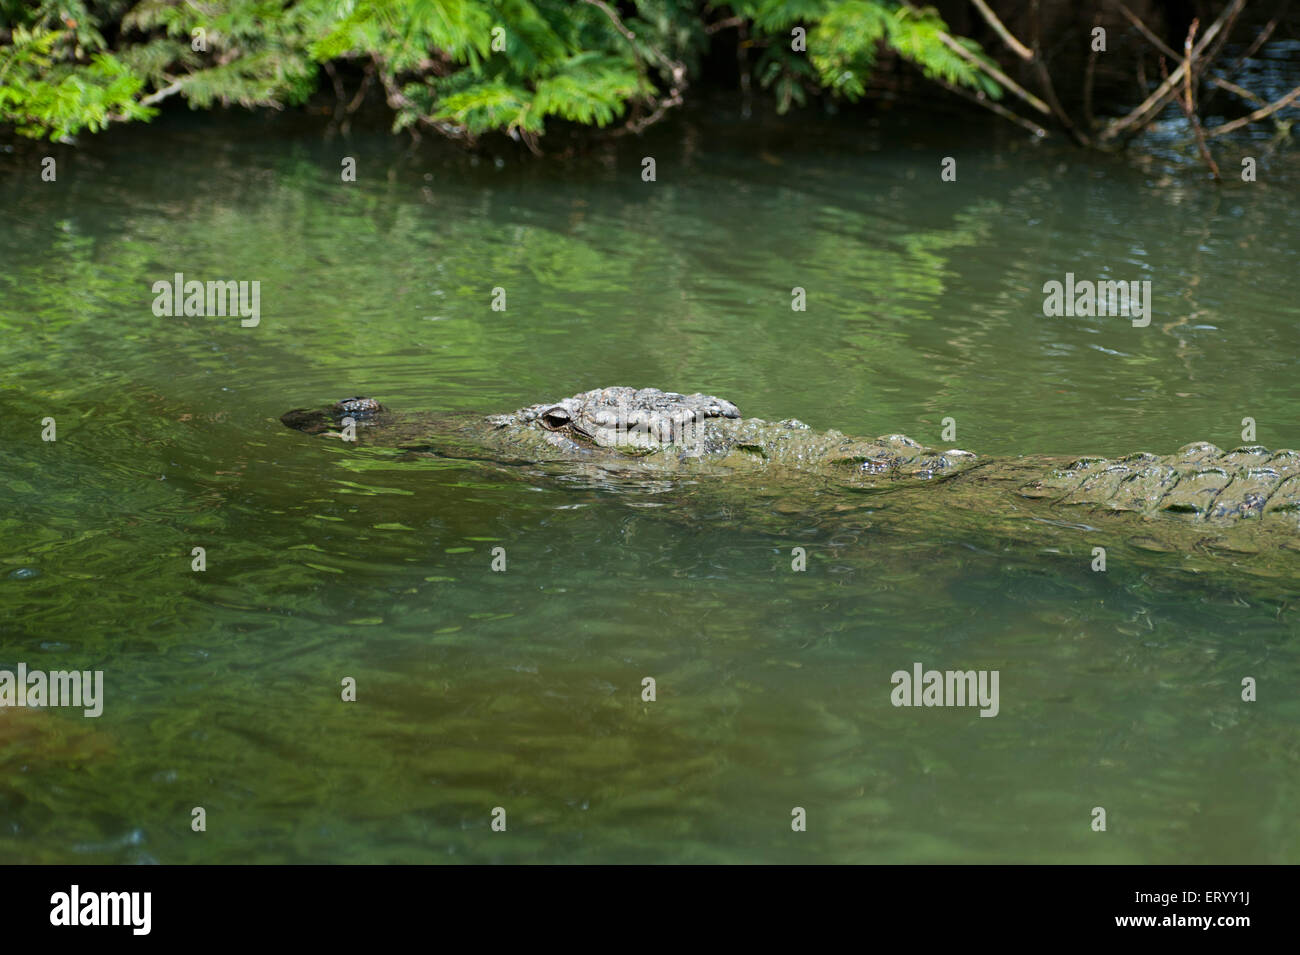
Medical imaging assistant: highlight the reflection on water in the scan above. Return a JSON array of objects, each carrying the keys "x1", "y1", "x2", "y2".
[{"x1": 0, "y1": 103, "x2": 1297, "y2": 863}]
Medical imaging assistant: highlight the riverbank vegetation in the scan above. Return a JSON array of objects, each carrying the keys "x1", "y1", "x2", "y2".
[{"x1": 2, "y1": 1, "x2": 1297, "y2": 171}]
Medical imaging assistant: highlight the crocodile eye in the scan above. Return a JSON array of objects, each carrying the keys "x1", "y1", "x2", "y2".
[{"x1": 540, "y1": 406, "x2": 571, "y2": 431}]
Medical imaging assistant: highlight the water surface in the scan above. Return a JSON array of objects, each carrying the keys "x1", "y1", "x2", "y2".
[{"x1": 1, "y1": 103, "x2": 1297, "y2": 863}]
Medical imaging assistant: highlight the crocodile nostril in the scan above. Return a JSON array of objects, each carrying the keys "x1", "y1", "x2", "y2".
[{"x1": 540, "y1": 406, "x2": 571, "y2": 431}]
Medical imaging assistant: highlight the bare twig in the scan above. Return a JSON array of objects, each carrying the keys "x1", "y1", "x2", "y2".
[
  {"x1": 1117, "y1": 2, "x2": 1179, "y2": 59},
  {"x1": 897, "y1": 1, "x2": 1050, "y2": 115},
  {"x1": 1029, "y1": 0, "x2": 1087, "y2": 144},
  {"x1": 108, "y1": 77, "x2": 184, "y2": 122},
  {"x1": 1226, "y1": 0, "x2": 1288, "y2": 70},
  {"x1": 705, "y1": 15, "x2": 746, "y2": 35},
  {"x1": 1176, "y1": 21, "x2": 1222, "y2": 181},
  {"x1": 346, "y1": 62, "x2": 374, "y2": 115},
  {"x1": 1100, "y1": 0, "x2": 1245, "y2": 143},
  {"x1": 517, "y1": 128, "x2": 542, "y2": 156},
  {"x1": 932, "y1": 74, "x2": 1048, "y2": 136},
  {"x1": 139, "y1": 79, "x2": 184, "y2": 108},
  {"x1": 1083, "y1": 13, "x2": 1101, "y2": 129},
  {"x1": 582, "y1": 0, "x2": 636, "y2": 42},
  {"x1": 1121, "y1": 2, "x2": 1263, "y2": 114},
  {"x1": 1196, "y1": 0, "x2": 1247, "y2": 78},
  {"x1": 615, "y1": 90, "x2": 685, "y2": 135},
  {"x1": 1209, "y1": 76, "x2": 1265, "y2": 107},
  {"x1": 376, "y1": 65, "x2": 412, "y2": 111},
  {"x1": 1203, "y1": 0, "x2": 1288, "y2": 109},
  {"x1": 1204, "y1": 82, "x2": 1300, "y2": 137},
  {"x1": 970, "y1": 0, "x2": 1033, "y2": 60},
  {"x1": 322, "y1": 60, "x2": 348, "y2": 120},
  {"x1": 936, "y1": 30, "x2": 1051, "y2": 115},
  {"x1": 373, "y1": 60, "x2": 469, "y2": 143}
]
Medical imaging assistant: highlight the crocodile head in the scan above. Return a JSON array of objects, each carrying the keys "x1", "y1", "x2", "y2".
[
  {"x1": 492, "y1": 386, "x2": 742, "y2": 453},
  {"x1": 280, "y1": 396, "x2": 387, "y2": 434}
]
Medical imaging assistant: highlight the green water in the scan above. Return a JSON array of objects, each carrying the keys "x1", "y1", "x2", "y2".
[{"x1": 1, "y1": 105, "x2": 1297, "y2": 863}]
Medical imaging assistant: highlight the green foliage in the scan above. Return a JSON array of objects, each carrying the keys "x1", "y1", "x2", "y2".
[
  {"x1": 739, "y1": 1, "x2": 999, "y2": 110},
  {"x1": 0, "y1": 0, "x2": 998, "y2": 143},
  {"x1": 308, "y1": 0, "x2": 495, "y2": 70},
  {"x1": 0, "y1": 26, "x2": 151, "y2": 140},
  {"x1": 315, "y1": 0, "x2": 673, "y2": 138}
]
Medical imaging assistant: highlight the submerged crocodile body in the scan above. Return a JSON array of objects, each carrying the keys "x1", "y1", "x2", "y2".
[{"x1": 281, "y1": 387, "x2": 1300, "y2": 537}]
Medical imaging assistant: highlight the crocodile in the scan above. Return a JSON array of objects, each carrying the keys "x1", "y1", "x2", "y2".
[{"x1": 280, "y1": 387, "x2": 1300, "y2": 554}]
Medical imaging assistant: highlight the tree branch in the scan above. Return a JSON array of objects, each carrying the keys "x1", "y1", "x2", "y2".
[
  {"x1": 582, "y1": 0, "x2": 637, "y2": 42},
  {"x1": 139, "y1": 79, "x2": 184, "y2": 108},
  {"x1": 1029, "y1": 0, "x2": 1086, "y2": 144},
  {"x1": 1099, "y1": 0, "x2": 1246, "y2": 143},
  {"x1": 1175, "y1": 21, "x2": 1221, "y2": 181},
  {"x1": 705, "y1": 15, "x2": 746, "y2": 35},
  {"x1": 1083, "y1": 13, "x2": 1102, "y2": 129},
  {"x1": 1204, "y1": 82, "x2": 1300, "y2": 137},
  {"x1": 1117, "y1": 2, "x2": 1179, "y2": 60},
  {"x1": 1209, "y1": 76, "x2": 1265, "y2": 107},
  {"x1": 933, "y1": 28, "x2": 1051, "y2": 115},
  {"x1": 932, "y1": 74, "x2": 1048, "y2": 137},
  {"x1": 1226, "y1": 0, "x2": 1288, "y2": 70},
  {"x1": 1203, "y1": 0, "x2": 1288, "y2": 109},
  {"x1": 896, "y1": 1, "x2": 1050, "y2": 116},
  {"x1": 970, "y1": 0, "x2": 1033, "y2": 60}
]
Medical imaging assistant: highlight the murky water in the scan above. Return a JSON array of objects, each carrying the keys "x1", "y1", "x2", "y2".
[{"x1": 1, "y1": 102, "x2": 1297, "y2": 863}]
